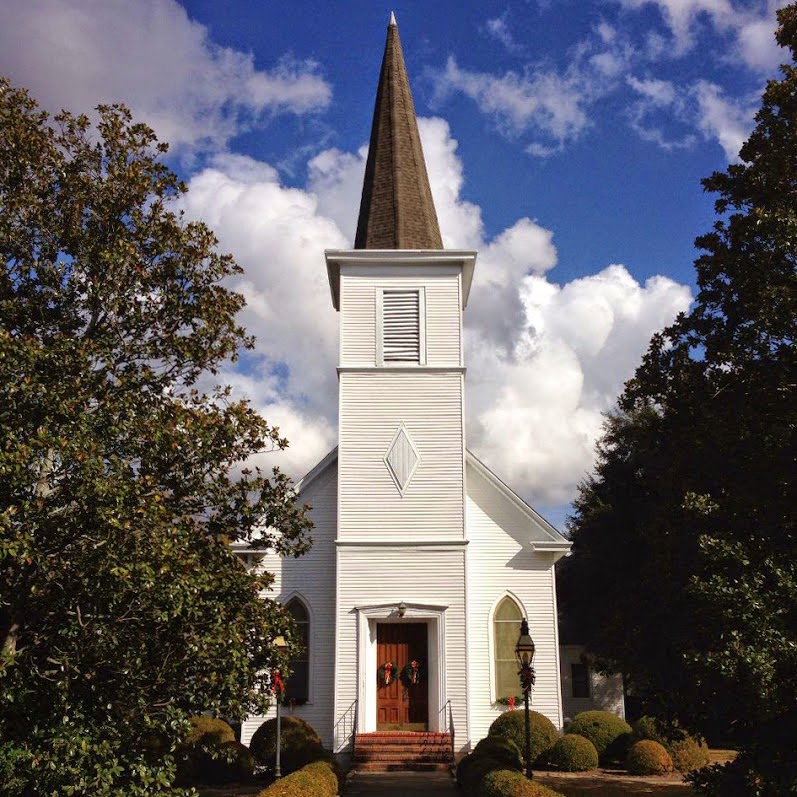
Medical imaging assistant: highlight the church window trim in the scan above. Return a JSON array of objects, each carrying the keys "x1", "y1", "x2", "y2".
[
  {"x1": 283, "y1": 594, "x2": 313, "y2": 703},
  {"x1": 488, "y1": 592, "x2": 527, "y2": 704},
  {"x1": 376, "y1": 287, "x2": 426, "y2": 366}
]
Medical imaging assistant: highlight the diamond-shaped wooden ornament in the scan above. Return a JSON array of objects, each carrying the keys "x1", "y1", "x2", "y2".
[{"x1": 384, "y1": 424, "x2": 420, "y2": 495}]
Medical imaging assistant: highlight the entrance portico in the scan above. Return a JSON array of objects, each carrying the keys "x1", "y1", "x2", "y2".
[{"x1": 355, "y1": 603, "x2": 448, "y2": 734}]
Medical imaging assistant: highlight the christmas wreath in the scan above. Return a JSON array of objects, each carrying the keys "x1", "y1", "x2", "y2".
[
  {"x1": 401, "y1": 659, "x2": 425, "y2": 685},
  {"x1": 378, "y1": 661, "x2": 398, "y2": 685}
]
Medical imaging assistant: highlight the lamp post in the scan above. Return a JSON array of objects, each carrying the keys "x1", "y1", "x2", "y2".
[
  {"x1": 273, "y1": 635, "x2": 288, "y2": 779},
  {"x1": 515, "y1": 618, "x2": 536, "y2": 781}
]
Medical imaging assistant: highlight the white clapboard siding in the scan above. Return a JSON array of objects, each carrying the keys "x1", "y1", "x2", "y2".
[
  {"x1": 241, "y1": 462, "x2": 338, "y2": 749},
  {"x1": 334, "y1": 545, "x2": 468, "y2": 751},
  {"x1": 559, "y1": 645, "x2": 625, "y2": 722},
  {"x1": 465, "y1": 460, "x2": 564, "y2": 743},
  {"x1": 339, "y1": 267, "x2": 461, "y2": 366},
  {"x1": 338, "y1": 371, "x2": 464, "y2": 539},
  {"x1": 383, "y1": 290, "x2": 420, "y2": 362}
]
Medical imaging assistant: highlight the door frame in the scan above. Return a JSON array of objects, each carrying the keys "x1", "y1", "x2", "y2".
[{"x1": 356, "y1": 603, "x2": 447, "y2": 734}]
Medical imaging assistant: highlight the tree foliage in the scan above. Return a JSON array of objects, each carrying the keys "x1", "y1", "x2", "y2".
[
  {"x1": 559, "y1": 6, "x2": 796, "y2": 794},
  {"x1": 0, "y1": 79, "x2": 312, "y2": 795}
]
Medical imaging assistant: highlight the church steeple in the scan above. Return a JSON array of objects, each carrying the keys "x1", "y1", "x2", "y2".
[{"x1": 354, "y1": 13, "x2": 443, "y2": 250}]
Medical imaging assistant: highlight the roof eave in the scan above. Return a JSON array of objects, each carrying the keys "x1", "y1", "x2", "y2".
[{"x1": 325, "y1": 248, "x2": 477, "y2": 310}]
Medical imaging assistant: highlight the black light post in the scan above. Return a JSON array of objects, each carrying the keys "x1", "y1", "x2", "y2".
[
  {"x1": 273, "y1": 635, "x2": 288, "y2": 779},
  {"x1": 515, "y1": 618, "x2": 536, "y2": 780}
]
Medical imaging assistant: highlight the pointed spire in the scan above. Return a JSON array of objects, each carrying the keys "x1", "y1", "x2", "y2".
[{"x1": 354, "y1": 15, "x2": 443, "y2": 250}]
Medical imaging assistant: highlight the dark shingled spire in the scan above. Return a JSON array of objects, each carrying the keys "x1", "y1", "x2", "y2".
[{"x1": 354, "y1": 13, "x2": 443, "y2": 250}]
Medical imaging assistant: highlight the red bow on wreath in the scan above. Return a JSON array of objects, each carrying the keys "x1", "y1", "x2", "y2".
[{"x1": 273, "y1": 669, "x2": 285, "y2": 697}]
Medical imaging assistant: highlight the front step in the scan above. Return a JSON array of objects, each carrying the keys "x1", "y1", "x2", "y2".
[{"x1": 352, "y1": 732, "x2": 454, "y2": 773}]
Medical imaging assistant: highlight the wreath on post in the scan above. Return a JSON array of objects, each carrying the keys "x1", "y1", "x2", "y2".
[
  {"x1": 378, "y1": 661, "x2": 398, "y2": 685},
  {"x1": 401, "y1": 659, "x2": 426, "y2": 686}
]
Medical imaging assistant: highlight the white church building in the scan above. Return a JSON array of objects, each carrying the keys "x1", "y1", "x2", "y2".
[{"x1": 240, "y1": 16, "x2": 621, "y2": 763}]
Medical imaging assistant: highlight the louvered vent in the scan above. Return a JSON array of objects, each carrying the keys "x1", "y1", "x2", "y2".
[{"x1": 383, "y1": 290, "x2": 420, "y2": 362}]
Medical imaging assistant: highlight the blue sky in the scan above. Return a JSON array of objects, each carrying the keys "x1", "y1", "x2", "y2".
[{"x1": 0, "y1": 0, "x2": 787, "y2": 527}]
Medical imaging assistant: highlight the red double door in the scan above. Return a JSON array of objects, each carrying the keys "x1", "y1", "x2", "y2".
[{"x1": 376, "y1": 622, "x2": 429, "y2": 730}]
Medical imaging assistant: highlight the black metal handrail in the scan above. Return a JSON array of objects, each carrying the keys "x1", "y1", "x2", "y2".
[
  {"x1": 333, "y1": 699, "x2": 358, "y2": 755},
  {"x1": 439, "y1": 699, "x2": 455, "y2": 759}
]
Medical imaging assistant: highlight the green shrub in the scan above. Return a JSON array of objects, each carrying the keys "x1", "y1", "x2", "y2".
[
  {"x1": 488, "y1": 710, "x2": 559, "y2": 765},
  {"x1": 177, "y1": 716, "x2": 241, "y2": 784},
  {"x1": 547, "y1": 734, "x2": 599, "y2": 772},
  {"x1": 632, "y1": 716, "x2": 666, "y2": 744},
  {"x1": 632, "y1": 716, "x2": 710, "y2": 773},
  {"x1": 257, "y1": 759, "x2": 338, "y2": 797},
  {"x1": 185, "y1": 715, "x2": 235, "y2": 747},
  {"x1": 626, "y1": 740, "x2": 674, "y2": 775},
  {"x1": 670, "y1": 736, "x2": 710, "y2": 773},
  {"x1": 456, "y1": 754, "x2": 506, "y2": 796},
  {"x1": 481, "y1": 769, "x2": 565, "y2": 796},
  {"x1": 566, "y1": 711, "x2": 632, "y2": 763},
  {"x1": 249, "y1": 716, "x2": 324, "y2": 776},
  {"x1": 473, "y1": 735, "x2": 523, "y2": 771},
  {"x1": 203, "y1": 741, "x2": 255, "y2": 783}
]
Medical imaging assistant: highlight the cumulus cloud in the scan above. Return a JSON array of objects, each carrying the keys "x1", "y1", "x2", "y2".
[
  {"x1": 178, "y1": 119, "x2": 691, "y2": 509},
  {"x1": 693, "y1": 81, "x2": 758, "y2": 161},
  {"x1": 615, "y1": 0, "x2": 785, "y2": 70},
  {"x1": 0, "y1": 0, "x2": 331, "y2": 152}
]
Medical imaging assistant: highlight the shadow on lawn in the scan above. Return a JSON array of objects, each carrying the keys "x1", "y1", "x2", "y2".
[{"x1": 536, "y1": 773, "x2": 692, "y2": 796}]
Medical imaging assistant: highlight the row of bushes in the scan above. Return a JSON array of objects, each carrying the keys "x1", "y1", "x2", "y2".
[
  {"x1": 457, "y1": 735, "x2": 564, "y2": 797},
  {"x1": 463, "y1": 709, "x2": 710, "y2": 782},
  {"x1": 177, "y1": 714, "x2": 340, "y2": 787}
]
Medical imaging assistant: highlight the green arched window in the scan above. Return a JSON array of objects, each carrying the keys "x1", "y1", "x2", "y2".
[
  {"x1": 493, "y1": 596, "x2": 523, "y2": 699},
  {"x1": 285, "y1": 598, "x2": 310, "y2": 701}
]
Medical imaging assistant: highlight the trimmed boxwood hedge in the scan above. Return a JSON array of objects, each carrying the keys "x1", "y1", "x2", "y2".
[
  {"x1": 632, "y1": 716, "x2": 710, "y2": 773},
  {"x1": 457, "y1": 754, "x2": 506, "y2": 796},
  {"x1": 481, "y1": 769, "x2": 565, "y2": 796},
  {"x1": 185, "y1": 716, "x2": 235, "y2": 747},
  {"x1": 626, "y1": 739, "x2": 674, "y2": 775},
  {"x1": 488, "y1": 711, "x2": 558, "y2": 765},
  {"x1": 546, "y1": 734, "x2": 599, "y2": 772},
  {"x1": 257, "y1": 760, "x2": 338, "y2": 797},
  {"x1": 565, "y1": 711, "x2": 632, "y2": 763},
  {"x1": 669, "y1": 737, "x2": 710, "y2": 773},
  {"x1": 249, "y1": 716, "x2": 324, "y2": 776},
  {"x1": 177, "y1": 716, "x2": 244, "y2": 784},
  {"x1": 473, "y1": 736, "x2": 523, "y2": 771}
]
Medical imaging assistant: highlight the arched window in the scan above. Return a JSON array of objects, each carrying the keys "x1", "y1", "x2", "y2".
[
  {"x1": 493, "y1": 596, "x2": 523, "y2": 700},
  {"x1": 285, "y1": 598, "x2": 310, "y2": 702}
]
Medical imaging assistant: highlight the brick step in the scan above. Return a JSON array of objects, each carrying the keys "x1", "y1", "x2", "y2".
[
  {"x1": 352, "y1": 761, "x2": 452, "y2": 772},
  {"x1": 354, "y1": 741, "x2": 451, "y2": 750},
  {"x1": 353, "y1": 750, "x2": 451, "y2": 764},
  {"x1": 355, "y1": 734, "x2": 451, "y2": 745},
  {"x1": 352, "y1": 731, "x2": 454, "y2": 772}
]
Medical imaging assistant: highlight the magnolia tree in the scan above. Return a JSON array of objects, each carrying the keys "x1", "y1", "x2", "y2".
[
  {"x1": 0, "y1": 80, "x2": 313, "y2": 796},
  {"x1": 560, "y1": 6, "x2": 797, "y2": 795}
]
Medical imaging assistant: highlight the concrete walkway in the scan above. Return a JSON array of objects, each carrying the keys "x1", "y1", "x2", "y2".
[{"x1": 346, "y1": 771, "x2": 457, "y2": 796}]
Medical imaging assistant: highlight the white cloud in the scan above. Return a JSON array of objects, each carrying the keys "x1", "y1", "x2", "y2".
[
  {"x1": 694, "y1": 81, "x2": 757, "y2": 161},
  {"x1": 485, "y1": 12, "x2": 524, "y2": 55},
  {"x1": 433, "y1": 56, "x2": 592, "y2": 153},
  {"x1": 180, "y1": 120, "x2": 691, "y2": 510},
  {"x1": 0, "y1": 0, "x2": 331, "y2": 152},
  {"x1": 616, "y1": 0, "x2": 785, "y2": 71},
  {"x1": 467, "y1": 266, "x2": 692, "y2": 504}
]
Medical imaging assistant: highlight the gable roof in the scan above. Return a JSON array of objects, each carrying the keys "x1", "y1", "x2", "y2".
[
  {"x1": 295, "y1": 446, "x2": 571, "y2": 555},
  {"x1": 353, "y1": 13, "x2": 443, "y2": 250}
]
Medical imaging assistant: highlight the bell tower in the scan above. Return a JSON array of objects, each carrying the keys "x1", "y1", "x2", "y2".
[
  {"x1": 326, "y1": 13, "x2": 476, "y2": 740},
  {"x1": 325, "y1": 13, "x2": 477, "y2": 542}
]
